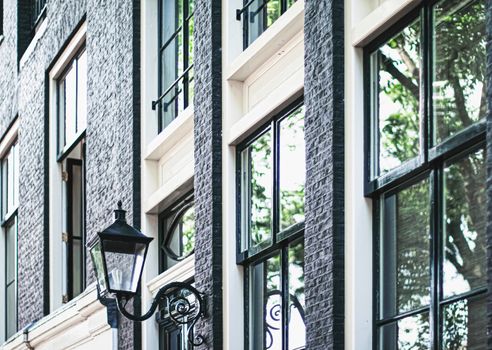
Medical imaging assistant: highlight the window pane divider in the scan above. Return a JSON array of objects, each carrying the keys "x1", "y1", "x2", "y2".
[
  {"x1": 376, "y1": 305, "x2": 431, "y2": 326},
  {"x1": 439, "y1": 287, "x2": 488, "y2": 307}
]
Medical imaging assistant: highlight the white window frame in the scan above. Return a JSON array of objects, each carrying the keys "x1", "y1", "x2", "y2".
[{"x1": 48, "y1": 22, "x2": 86, "y2": 312}]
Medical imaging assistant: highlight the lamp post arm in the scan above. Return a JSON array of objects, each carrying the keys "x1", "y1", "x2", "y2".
[{"x1": 114, "y1": 281, "x2": 206, "y2": 346}]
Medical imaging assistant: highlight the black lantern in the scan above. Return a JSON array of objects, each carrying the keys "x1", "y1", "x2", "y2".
[
  {"x1": 89, "y1": 201, "x2": 153, "y2": 297},
  {"x1": 89, "y1": 202, "x2": 206, "y2": 347}
]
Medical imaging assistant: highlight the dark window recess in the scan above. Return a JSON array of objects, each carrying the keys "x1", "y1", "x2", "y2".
[
  {"x1": 65, "y1": 156, "x2": 86, "y2": 301},
  {"x1": 159, "y1": 193, "x2": 195, "y2": 272},
  {"x1": 365, "y1": 0, "x2": 488, "y2": 349},
  {"x1": 31, "y1": 0, "x2": 47, "y2": 32},
  {"x1": 0, "y1": 0, "x2": 4, "y2": 37},
  {"x1": 236, "y1": 0, "x2": 297, "y2": 49},
  {"x1": 154, "y1": 0, "x2": 194, "y2": 133},
  {"x1": 237, "y1": 100, "x2": 306, "y2": 350}
]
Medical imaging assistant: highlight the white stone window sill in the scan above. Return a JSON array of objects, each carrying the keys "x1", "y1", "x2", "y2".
[
  {"x1": 226, "y1": 0, "x2": 304, "y2": 82},
  {"x1": 147, "y1": 255, "x2": 195, "y2": 296},
  {"x1": 145, "y1": 105, "x2": 194, "y2": 161}
]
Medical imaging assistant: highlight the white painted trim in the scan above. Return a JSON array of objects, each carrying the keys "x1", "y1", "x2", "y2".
[
  {"x1": 49, "y1": 22, "x2": 87, "y2": 80},
  {"x1": 47, "y1": 21, "x2": 87, "y2": 312},
  {"x1": 226, "y1": 0, "x2": 304, "y2": 82},
  {"x1": 228, "y1": 70, "x2": 303, "y2": 145},
  {"x1": 345, "y1": 0, "x2": 375, "y2": 349},
  {"x1": 351, "y1": 0, "x2": 421, "y2": 47},
  {"x1": 144, "y1": 167, "x2": 194, "y2": 215},
  {"x1": 19, "y1": 18, "x2": 49, "y2": 69},
  {"x1": 147, "y1": 255, "x2": 195, "y2": 296},
  {"x1": 0, "y1": 119, "x2": 19, "y2": 159},
  {"x1": 144, "y1": 106, "x2": 194, "y2": 161},
  {"x1": 1, "y1": 284, "x2": 112, "y2": 350}
]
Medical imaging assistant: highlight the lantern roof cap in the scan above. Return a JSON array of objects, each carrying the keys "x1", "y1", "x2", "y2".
[{"x1": 97, "y1": 201, "x2": 153, "y2": 244}]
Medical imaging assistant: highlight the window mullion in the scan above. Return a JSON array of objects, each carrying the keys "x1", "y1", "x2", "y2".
[
  {"x1": 281, "y1": 246, "x2": 289, "y2": 350},
  {"x1": 430, "y1": 167, "x2": 441, "y2": 350},
  {"x1": 272, "y1": 120, "x2": 279, "y2": 244}
]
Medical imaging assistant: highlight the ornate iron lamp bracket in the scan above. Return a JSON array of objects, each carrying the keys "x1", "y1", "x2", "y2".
[{"x1": 110, "y1": 282, "x2": 206, "y2": 347}]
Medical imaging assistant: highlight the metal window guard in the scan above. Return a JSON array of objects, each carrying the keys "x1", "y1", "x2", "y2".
[
  {"x1": 236, "y1": 0, "x2": 272, "y2": 20},
  {"x1": 152, "y1": 65, "x2": 194, "y2": 111}
]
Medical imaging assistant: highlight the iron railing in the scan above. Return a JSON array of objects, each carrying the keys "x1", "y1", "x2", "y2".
[{"x1": 32, "y1": 0, "x2": 47, "y2": 30}]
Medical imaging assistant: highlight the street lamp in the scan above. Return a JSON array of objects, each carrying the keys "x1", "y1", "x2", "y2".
[{"x1": 89, "y1": 202, "x2": 205, "y2": 346}]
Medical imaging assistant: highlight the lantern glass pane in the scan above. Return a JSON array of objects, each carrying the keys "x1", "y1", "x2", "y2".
[
  {"x1": 103, "y1": 240, "x2": 146, "y2": 294},
  {"x1": 90, "y1": 240, "x2": 107, "y2": 293}
]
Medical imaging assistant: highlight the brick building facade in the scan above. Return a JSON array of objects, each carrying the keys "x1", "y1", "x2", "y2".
[{"x1": 0, "y1": 0, "x2": 489, "y2": 349}]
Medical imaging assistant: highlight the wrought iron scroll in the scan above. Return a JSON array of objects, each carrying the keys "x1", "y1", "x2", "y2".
[
  {"x1": 264, "y1": 290, "x2": 305, "y2": 350},
  {"x1": 115, "y1": 281, "x2": 206, "y2": 347}
]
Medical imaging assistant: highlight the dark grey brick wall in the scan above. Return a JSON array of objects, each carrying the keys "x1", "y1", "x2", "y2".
[
  {"x1": 85, "y1": 1, "x2": 140, "y2": 348},
  {"x1": 0, "y1": 0, "x2": 19, "y2": 136},
  {"x1": 486, "y1": 0, "x2": 492, "y2": 347},
  {"x1": 304, "y1": 0, "x2": 344, "y2": 349},
  {"x1": 17, "y1": 0, "x2": 87, "y2": 329},
  {"x1": 0, "y1": 1, "x2": 140, "y2": 347},
  {"x1": 193, "y1": 0, "x2": 222, "y2": 348}
]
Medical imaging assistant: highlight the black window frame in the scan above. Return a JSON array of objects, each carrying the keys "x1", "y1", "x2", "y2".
[
  {"x1": 154, "y1": 0, "x2": 195, "y2": 133},
  {"x1": 236, "y1": 0, "x2": 297, "y2": 49},
  {"x1": 365, "y1": 1, "x2": 488, "y2": 349},
  {"x1": 236, "y1": 98, "x2": 305, "y2": 264},
  {"x1": 0, "y1": 0, "x2": 3, "y2": 38},
  {"x1": 1, "y1": 140, "x2": 18, "y2": 339},
  {"x1": 158, "y1": 191, "x2": 195, "y2": 273},
  {"x1": 236, "y1": 98, "x2": 306, "y2": 350}
]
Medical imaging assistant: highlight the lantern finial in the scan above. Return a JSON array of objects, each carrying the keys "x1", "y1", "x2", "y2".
[{"x1": 115, "y1": 201, "x2": 126, "y2": 221}]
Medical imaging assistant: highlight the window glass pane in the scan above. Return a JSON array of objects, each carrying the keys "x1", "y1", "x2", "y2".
[
  {"x1": 64, "y1": 64, "x2": 77, "y2": 147},
  {"x1": 372, "y1": 18, "x2": 421, "y2": 175},
  {"x1": 250, "y1": 253, "x2": 282, "y2": 350},
  {"x1": 241, "y1": 130, "x2": 273, "y2": 250},
  {"x1": 279, "y1": 106, "x2": 305, "y2": 231},
  {"x1": 13, "y1": 143, "x2": 18, "y2": 210},
  {"x1": 378, "y1": 313, "x2": 430, "y2": 350},
  {"x1": 6, "y1": 218, "x2": 16, "y2": 284},
  {"x1": 72, "y1": 238, "x2": 82, "y2": 296},
  {"x1": 433, "y1": 0, "x2": 486, "y2": 144},
  {"x1": 6, "y1": 283, "x2": 16, "y2": 337},
  {"x1": 160, "y1": 33, "x2": 185, "y2": 128},
  {"x1": 162, "y1": 0, "x2": 182, "y2": 41},
  {"x1": 380, "y1": 178, "x2": 430, "y2": 319},
  {"x1": 77, "y1": 50, "x2": 87, "y2": 132},
  {"x1": 266, "y1": 0, "x2": 281, "y2": 27},
  {"x1": 288, "y1": 241, "x2": 305, "y2": 350},
  {"x1": 443, "y1": 148, "x2": 486, "y2": 297},
  {"x1": 247, "y1": 0, "x2": 264, "y2": 45},
  {"x1": 164, "y1": 206, "x2": 195, "y2": 262},
  {"x1": 7, "y1": 148, "x2": 14, "y2": 214},
  {"x1": 442, "y1": 294, "x2": 486, "y2": 349}
]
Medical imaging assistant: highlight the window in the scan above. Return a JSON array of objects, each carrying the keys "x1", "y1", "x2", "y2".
[
  {"x1": 2, "y1": 141, "x2": 19, "y2": 339},
  {"x1": 237, "y1": 101, "x2": 306, "y2": 350},
  {"x1": 56, "y1": 46, "x2": 87, "y2": 303},
  {"x1": 154, "y1": 0, "x2": 194, "y2": 133},
  {"x1": 159, "y1": 193, "x2": 195, "y2": 272},
  {"x1": 236, "y1": 0, "x2": 297, "y2": 48},
  {"x1": 31, "y1": 0, "x2": 47, "y2": 33},
  {"x1": 366, "y1": 1, "x2": 487, "y2": 348},
  {"x1": 158, "y1": 194, "x2": 195, "y2": 350},
  {"x1": 57, "y1": 47, "x2": 87, "y2": 157}
]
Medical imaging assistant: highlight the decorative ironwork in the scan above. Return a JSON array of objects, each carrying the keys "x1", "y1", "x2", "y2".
[
  {"x1": 114, "y1": 281, "x2": 206, "y2": 347},
  {"x1": 264, "y1": 290, "x2": 305, "y2": 350}
]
